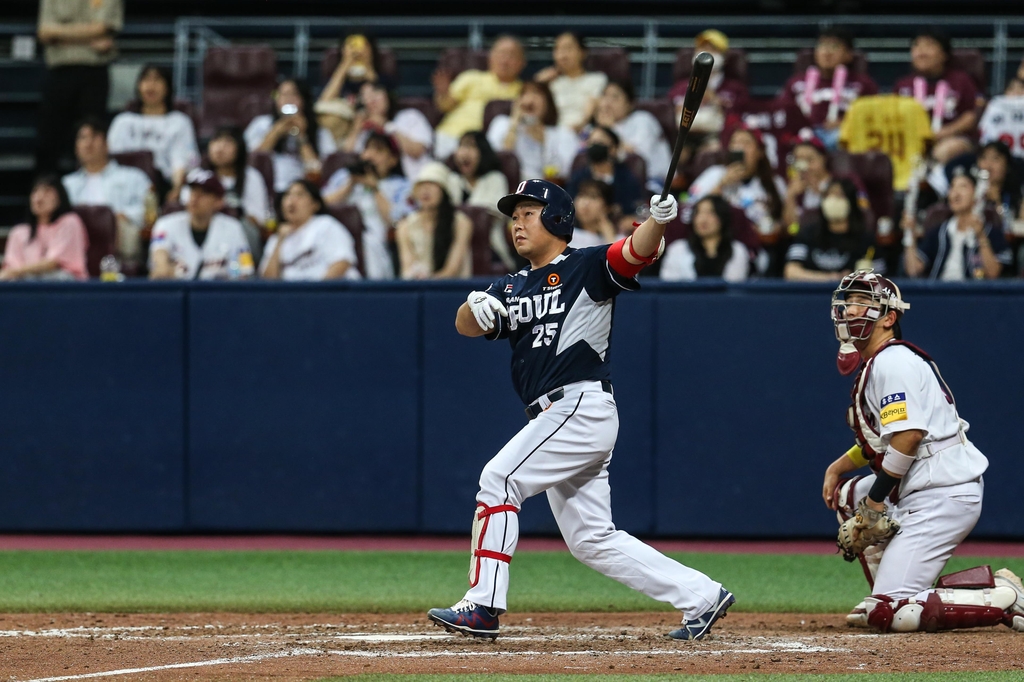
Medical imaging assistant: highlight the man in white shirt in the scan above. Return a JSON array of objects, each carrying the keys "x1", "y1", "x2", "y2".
[
  {"x1": 148, "y1": 169, "x2": 254, "y2": 280},
  {"x1": 63, "y1": 117, "x2": 153, "y2": 267}
]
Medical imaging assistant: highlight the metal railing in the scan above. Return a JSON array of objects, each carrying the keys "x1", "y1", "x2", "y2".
[{"x1": 170, "y1": 14, "x2": 1024, "y2": 102}]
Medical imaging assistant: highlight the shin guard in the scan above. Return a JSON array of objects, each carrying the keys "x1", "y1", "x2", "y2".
[{"x1": 469, "y1": 502, "x2": 518, "y2": 587}]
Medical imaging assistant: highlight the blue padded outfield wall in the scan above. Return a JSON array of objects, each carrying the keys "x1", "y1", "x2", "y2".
[{"x1": 0, "y1": 280, "x2": 1020, "y2": 538}]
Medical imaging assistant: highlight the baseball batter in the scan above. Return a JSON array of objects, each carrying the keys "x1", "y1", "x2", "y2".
[
  {"x1": 824, "y1": 270, "x2": 1024, "y2": 633},
  {"x1": 427, "y1": 180, "x2": 734, "y2": 640}
]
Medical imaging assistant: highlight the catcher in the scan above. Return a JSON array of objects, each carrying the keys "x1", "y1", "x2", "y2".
[{"x1": 821, "y1": 270, "x2": 1024, "y2": 633}]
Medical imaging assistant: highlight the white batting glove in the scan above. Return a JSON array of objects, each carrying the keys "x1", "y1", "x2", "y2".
[
  {"x1": 649, "y1": 194, "x2": 678, "y2": 224},
  {"x1": 467, "y1": 291, "x2": 508, "y2": 332}
]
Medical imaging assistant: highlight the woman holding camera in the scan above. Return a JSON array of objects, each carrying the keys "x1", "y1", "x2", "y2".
[
  {"x1": 319, "y1": 33, "x2": 389, "y2": 104},
  {"x1": 322, "y1": 131, "x2": 412, "y2": 280},
  {"x1": 244, "y1": 78, "x2": 337, "y2": 192}
]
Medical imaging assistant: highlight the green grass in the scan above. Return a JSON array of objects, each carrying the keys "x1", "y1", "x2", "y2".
[
  {"x1": 0, "y1": 550, "x2": 1020, "y2": 613},
  {"x1": 317, "y1": 671, "x2": 1024, "y2": 675}
]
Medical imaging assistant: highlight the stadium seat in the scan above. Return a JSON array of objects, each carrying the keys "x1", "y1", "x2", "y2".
[
  {"x1": 396, "y1": 96, "x2": 443, "y2": 128},
  {"x1": 949, "y1": 49, "x2": 987, "y2": 93},
  {"x1": 199, "y1": 46, "x2": 278, "y2": 140},
  {"x1": 496, "y1": 151, "x2": 521, "y2": 190},
  {"x1": 319, "y1": 151, "x2": 361, "y2": 188},
  {"x1": 585, "y1": 47, "x2": 632, "y2": 86},
  {"x1": 248, "y1": 151, "x2": 276, "y2": 200},
  {"x1": 319, "y1": 46, "x2": 399, "y2": 86},
  {"x1": 635, "y1": 99, "x2": 678, "y2": 147},
  {"x1": 569, "y1": 151, "x2": 647, "y2": 191},
  {"x1": 110, "y1": 150, "x2": 161, "y2": 190},
  {"x1": 72, "y1": 205, "x2": 117, "y2": 277},
  {"x1": 437, "y1": 48, "x2": 488, "y2": 78},
  {"x1": 483, "y1": 99, "x2": 513, "y2": 133},
  {"x1": 673, "y1": 48, "x2": 748, "y2": 86},
  {"x1": 459, "y1": 204, "x2": 497, "y2": 275},
  {"x1": 792, "y1": 49, "x2": 869, "y2": 75},
  {"x1": 325, "y1": 203, "x2": 366, "y2": 274},
  {"x1": 830, "y1": 149, "x2": 895, "y2": 237}
]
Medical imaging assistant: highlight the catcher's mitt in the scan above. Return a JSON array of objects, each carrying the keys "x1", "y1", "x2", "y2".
[{"x1": 837, "y1": 497, "x2": 900, "y2": 562}]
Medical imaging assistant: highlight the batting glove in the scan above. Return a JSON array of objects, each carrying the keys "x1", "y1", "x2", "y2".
[
  {"x1": 649, "y1": 194, "x2": 678, "y2": 225},
  {"x1": 467, "y1": 291, "x2": 508, "y2": 331}
]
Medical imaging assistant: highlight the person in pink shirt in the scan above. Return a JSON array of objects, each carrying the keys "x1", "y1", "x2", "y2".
[
  {"x1": 894, "y1": 27, "x2": 982, "y2": 163},
  {"x1": 779, "y1": 27, "x2": 878, "y2": 150},
  {"x1": 1, "y1": 176, "x2": 89, "y2": 281}
]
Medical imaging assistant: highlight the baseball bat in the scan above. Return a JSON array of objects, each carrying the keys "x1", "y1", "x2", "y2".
[{"x1": 658, "y1": 51, "x2": 715, "y2": 202}]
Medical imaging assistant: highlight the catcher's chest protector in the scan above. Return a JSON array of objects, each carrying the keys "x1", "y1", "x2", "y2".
[{"x1": 847, "y1": 340, "x2": 955, "y2": 474}]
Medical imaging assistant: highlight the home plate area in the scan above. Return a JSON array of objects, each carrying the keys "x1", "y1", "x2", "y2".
[{"x1": 2, "y1": 612, "x2": 1023, "y2": 680}]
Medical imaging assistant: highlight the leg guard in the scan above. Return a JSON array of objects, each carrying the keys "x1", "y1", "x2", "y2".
[
  {"x1": 919, "y1": 591, "x2": 1009, "y2": 632},
  {"x1": 469, "y1": 502, "x2": 518, "y2": 587},
  {"x1": 835, "y1": 476, "x2": 884, "y2": 589},
  {"x1": 936, "y1": 565, "x2": 994, "y2": 588},
  {"x1": 865, "y1": 595, "x2": 894, "y2": 632}
]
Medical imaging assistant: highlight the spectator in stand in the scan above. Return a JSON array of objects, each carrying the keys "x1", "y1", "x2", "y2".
[
  {"x1": 1, "y1": 176, "x2": 89, "y2": 281},
  {"x1": 323, "y1": 131, "x2": 411, "y2": 280},
  {"x1": 315, "y1": 98, "x2": 356, "y2": 151},
  {"x1": 975, "y1": 141, "x2": 1023, "y2": 228},
  {"x1": 894, "y1": 27, "x2": 982, "y2": 164},
  {"x1": 260, "y1": 180, "x2": 359, "y2": 281},
  {"x1": 668, "y1": 30, "x2": 748, "y2": 166},
  {"x1": 565, "y1": 125, "x2": 644, "y2": 225},
  {"x1": 148, "y1": 170, "x2": 254, "y2": 281},
  {"x1": 396, "y1": 161, "x2": 473, "y2": 279},
  {"x1": 451, "y1": 131, "x2": 513, "y2": 270},
  {"x1": 244, "y1": 78, "x2": 336, "y2": 193},
  {"x1": 487, "y1": 80, "x2": 579, "y2": 185},
  {"x1": 35, "y1": 0, "x2": 122, "y2": 175},
  {"x1": 107, "y1": 65, "x2": 200, "y2": 204},
  {"x1": 661, "y1": 195, "x2": 750, "y2": 282},
  {"x1": 433, "y1": 36, "x2": 526, "y2": 160},
  {"x1": 569, "y1": 180, "x2": 619, "y2": 249},
  {"x1": 903, "y1": 168, "x2": 1011, "y2": 280},
  {"x1": 336, "y1": 82, "x2": 434, "y2": 181},
  {"x1": 782, "y1": 130, "x2": 833, "y2": 230},
  {"x1": 62, "y1": 117, "x2": 153, "y2": 270},
  {"x1": 533, "y1": 32, "x2": 608, "y2": 132},
  {"x1": 780, "y1": 27, "x2": 878, "y2": 150},
  {"x1": 191, "y1": 126, "x2": 272, "y2": 230},
  {"x1": 319, "y1": 33, "x2": 391, "y2": 105},
  {"x1": 687, "y1": 127, "x2": 786, "y2": 273},
  {"x1": 591, "y1": 80, "x2": 672, "y2": 192},
  {"x1": 979, "y1": 77, "x2": 1024, "y2": 159},
  {"x1": 784, "y1": 177, "x2": 881, "y2": 281}
]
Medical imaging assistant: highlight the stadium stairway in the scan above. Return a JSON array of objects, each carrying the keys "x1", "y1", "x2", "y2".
[{"x1": 0, "y1": 59, "x2": 41, "y2": 229}]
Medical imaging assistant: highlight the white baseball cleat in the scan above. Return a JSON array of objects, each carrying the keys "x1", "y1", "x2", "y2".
[
  {"x1": 846, "y1": 601, "x2": 869, "y2": 628},
  {"x1": 995, "y1": 568, "x2": 1024, "y2": 617}
]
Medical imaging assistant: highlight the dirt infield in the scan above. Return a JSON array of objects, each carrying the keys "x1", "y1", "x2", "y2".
[{"x1": 2, "y1": 611, "x2": 1023, "y2": 681}]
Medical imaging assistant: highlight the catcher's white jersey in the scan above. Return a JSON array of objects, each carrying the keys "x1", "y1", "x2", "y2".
[
  {"x1": 979, "y1": 95, "x2": 1024, "y2": 157},
  {"x1": 863, "y1": 344, "x2": 988, "y2": 499}
]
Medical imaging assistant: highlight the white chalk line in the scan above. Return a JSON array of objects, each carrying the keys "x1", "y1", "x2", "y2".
[
  {"x1": 18, "y1": 637, "x2": 850, "y2": 681},
  {"x1": 20, "y1": 647, "x2": 322, "y2": 682}
]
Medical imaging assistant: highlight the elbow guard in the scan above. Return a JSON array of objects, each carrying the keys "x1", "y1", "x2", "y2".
[{"x1": 606, "y1": 236, "x2": 666, "y2": 278}]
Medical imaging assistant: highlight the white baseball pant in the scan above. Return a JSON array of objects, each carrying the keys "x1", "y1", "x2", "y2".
[{"x1": 463, "y1": 380, "x2": 723, "y2": 617}]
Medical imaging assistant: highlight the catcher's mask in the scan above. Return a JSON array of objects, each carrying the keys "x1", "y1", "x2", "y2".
[{"x1": 831, "y1": 269, "x2": 910, "y2": 375}]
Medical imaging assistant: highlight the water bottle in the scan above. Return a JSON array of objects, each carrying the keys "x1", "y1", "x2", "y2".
[
  {"x1": 99, "y1": 255, "x2": 123, "y2": 282},
  {"x1": 228, "y1": 251, "x2": 241, "y2": 280}
]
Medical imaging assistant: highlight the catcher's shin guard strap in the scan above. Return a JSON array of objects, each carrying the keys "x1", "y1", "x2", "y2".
[{"x1": 469, "y1": 502, "x2": 519, "y2": 587}]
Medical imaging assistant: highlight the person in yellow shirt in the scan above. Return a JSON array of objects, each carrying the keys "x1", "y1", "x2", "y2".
[
  {"x1": 433, "y1": 36, "x2": 525, "y2": 160},
  {"x1": 839, "y1": 95, "x2": 932, "y2": 192}
]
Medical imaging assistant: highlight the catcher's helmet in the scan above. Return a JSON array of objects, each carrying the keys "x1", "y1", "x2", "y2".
[
  {"x1": 831, "y1": 269, "x2": 910, "y2": 344},
  {"x1": 497, "y1": 179, "x2": 575, "y2": 239}
]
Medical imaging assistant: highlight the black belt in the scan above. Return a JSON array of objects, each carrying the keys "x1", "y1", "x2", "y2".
[{"x1": 525, "y1": 380, "x2": 613, "y2": 420}]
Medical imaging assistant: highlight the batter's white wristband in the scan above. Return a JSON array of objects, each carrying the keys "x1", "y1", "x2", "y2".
[{"x1": 881, "y1": 444, "x2": 915, "y2": 476}]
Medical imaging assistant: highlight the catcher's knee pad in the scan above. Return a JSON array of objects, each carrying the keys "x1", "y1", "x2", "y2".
[{"x1": 469, "y1": 502, "x2": 518, "y2": 587}]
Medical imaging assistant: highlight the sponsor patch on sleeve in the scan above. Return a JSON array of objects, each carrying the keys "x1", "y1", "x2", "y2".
[{"x1": 879, "y1": 392, "x2": 908, "y2": 426}]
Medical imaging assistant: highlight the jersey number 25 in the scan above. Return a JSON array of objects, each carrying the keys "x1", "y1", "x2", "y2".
[{"x1": 532, "y1": 323, "x2": 559, "y2": 348}]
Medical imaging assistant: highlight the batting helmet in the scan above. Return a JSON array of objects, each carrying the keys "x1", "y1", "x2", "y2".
[
  {"x1": 831, "y1": 269, "x2": 910, "y2": 344},
  {"x1": 497, "y1": 179, "x2": 575, "y2": 239}
]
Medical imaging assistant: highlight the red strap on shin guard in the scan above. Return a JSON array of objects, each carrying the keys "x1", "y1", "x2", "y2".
[
  {"x1": 866, "y1": 595, "x2": 894, "y2": 632},
  {"x1": 476, "y1": 504, "x2": 519, "y2": 519},
  {"x1": 474, "y1": 549, "x2": 513, "y2": 563}
]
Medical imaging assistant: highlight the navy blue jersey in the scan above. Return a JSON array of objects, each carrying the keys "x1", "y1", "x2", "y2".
[{"x1": 484, "y1": 245, "x2": 639, "y2": 404}]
